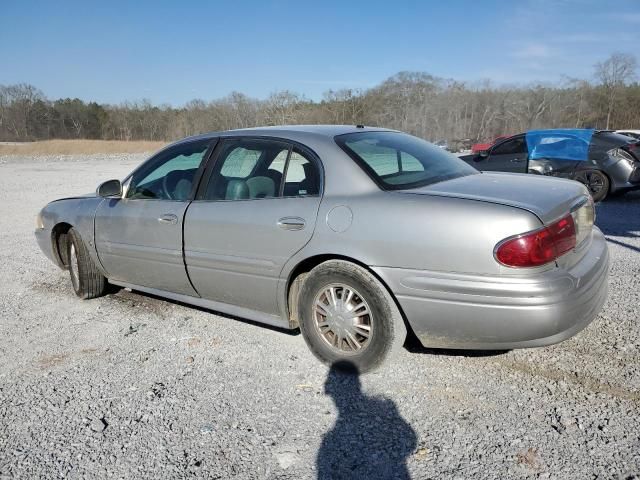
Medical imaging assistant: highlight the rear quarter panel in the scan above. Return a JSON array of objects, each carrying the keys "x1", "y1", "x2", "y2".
[{"x1": 282, "y1": 192, "x2": 544, "y2": 278}]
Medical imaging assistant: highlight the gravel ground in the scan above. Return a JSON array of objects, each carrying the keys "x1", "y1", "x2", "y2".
[{"x1": 0, "y1": 154, "x2": 638, "y2": 479}]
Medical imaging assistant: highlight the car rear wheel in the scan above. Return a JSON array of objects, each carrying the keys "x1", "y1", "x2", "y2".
[
  {"x1": 67, "y1": 228, "x2": 108, "y2": 299},
  {"x1": 297, "y1": 260, "x2": 406, "y2": 372},
  {"x1": 575, "y1": 169, "x2": 609, "y2": 202}
]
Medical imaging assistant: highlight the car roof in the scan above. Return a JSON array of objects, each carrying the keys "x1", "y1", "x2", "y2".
[
  {"x1": 171, "y1": 125, "x2": 396, "y2": 147},
  {"x1": 229, "y1": 125, "x2": 394, "y2": 136}
]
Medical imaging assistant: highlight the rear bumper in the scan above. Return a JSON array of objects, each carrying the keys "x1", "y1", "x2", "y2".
[
  {"x1": 609, "y1": 160, "x2": 640, "y2": 192},
  {"x1": 373, "y1": 228, "x2": 609, "y2": 349}
]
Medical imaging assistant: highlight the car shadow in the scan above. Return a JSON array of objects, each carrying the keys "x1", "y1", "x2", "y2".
[
  {"x1": 107, "y1": 289, "x2": 514, "y2": 354},
  {"x1": 317, "y1": 361, "x2": 417, "y2": 480},
  {"x1": 595, "y1": 192, "x2": 640, "y2": 253},
  {"x1": 109, "y1": 287, "x2": 300, "y2": 336},
  {"x1": 596, "y1": 191, "x2": 640, "y2": 237},
  {"x1": 403, "y1": 332, "x2": 510, "y2": 357}
]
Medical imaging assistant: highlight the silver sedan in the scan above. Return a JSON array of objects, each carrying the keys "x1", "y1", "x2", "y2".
[{"x1": 35, "y1": 126, "x2": 609, "y2": 371}]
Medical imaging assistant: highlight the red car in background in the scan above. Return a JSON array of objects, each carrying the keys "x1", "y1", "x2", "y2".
[{"x1": 471, "y1": 135, "x2": 510, "y2": 154}]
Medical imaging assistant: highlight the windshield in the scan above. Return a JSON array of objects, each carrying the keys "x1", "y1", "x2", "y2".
[{"x1": 335, "y1": 131, "x2": 477, "y2": 190}]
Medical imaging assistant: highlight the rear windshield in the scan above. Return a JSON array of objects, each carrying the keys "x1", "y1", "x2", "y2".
[{"x1": 336, "y1": 131, "x2": 477, "y2": 190}]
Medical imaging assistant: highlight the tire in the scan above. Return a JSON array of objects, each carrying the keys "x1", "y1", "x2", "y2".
[
  {"x1": 67, "y1": 228, "x2": 108, "y2": 299},
  {"x1": 297, "y1": 260, "x2": 407, "y2": 373},
  {"x1": 575, "y1": 169, "x2": 609, "y2": 203}
]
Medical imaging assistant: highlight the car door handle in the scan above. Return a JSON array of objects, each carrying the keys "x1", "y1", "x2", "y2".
[
  {"x1": 277, "y1": 217, "x2": 306, "y2": 231},
  {"x1": 158, "y1": 214, "x2": 178, "y2": 225},
  {"x1": 510, "y1": 158, "x2": 524, "y2": 163}
]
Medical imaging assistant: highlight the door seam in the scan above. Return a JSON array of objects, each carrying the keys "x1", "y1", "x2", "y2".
[{"x1": 182, "y1": 200, "x2": 202, "y2": 298}]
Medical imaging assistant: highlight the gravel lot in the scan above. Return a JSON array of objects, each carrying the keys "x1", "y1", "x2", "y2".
[{"x1": 0, "y1": 154, "x2": 638, "y2": 479}]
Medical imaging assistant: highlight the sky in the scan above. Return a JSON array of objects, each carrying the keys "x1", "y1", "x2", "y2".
[{"x1": 1, "y1": 0, "x2": 639, "y2": 106}]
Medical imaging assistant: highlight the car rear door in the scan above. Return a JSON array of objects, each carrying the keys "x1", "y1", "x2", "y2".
[
  {"x1": 183, "y1": 137, "x2": 322, "y2": 316},
  {"x1": 95, "y1": 139, "x2": 214, "y2": 295},
  {"x1": 476, "y1": 136, "x2": 528, "y2": 173}
]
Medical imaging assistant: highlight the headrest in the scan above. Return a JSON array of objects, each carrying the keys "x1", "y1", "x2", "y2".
[
  {"x1": 226, "y1": 179, "x2": 250, "y2": 200},
  {"x1": 173, "y1": 178, "x2": 192, "y2": 201}
]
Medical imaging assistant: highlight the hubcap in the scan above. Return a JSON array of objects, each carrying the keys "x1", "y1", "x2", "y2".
[
  {"x1": 578, "y1": 171, "x2": 605, "y2": 194},
  {"x1": 313, "y1": 284, "x2": 373, "y2": 353},
  {"x1": 69, "y1": 243, "x2": 79, "y2": 290},
  {"x1": 586, "y1": 172, "x2": 604, "y2": 193}
]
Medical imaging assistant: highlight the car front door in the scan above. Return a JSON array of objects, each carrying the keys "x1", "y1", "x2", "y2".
[
  {"x1": 95, "y1": 139, "x2": 214, "y2": 295},
  {"x1": 476, "y1": 136, "x2": 528, "y2": 173},
  {"x1": 183, "y1": 137, "x2": 322, "y2": 316}
]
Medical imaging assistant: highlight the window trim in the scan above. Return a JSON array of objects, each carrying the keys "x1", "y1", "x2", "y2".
[
  {"x1": 194, "y1": 135, "x2": 324, "y2": 202},
  {"x1": 489, "y1": 135, "x2": 526, "y2": 157},
  {"x1": 279, "y1": 146, "x2": 293, "y2": 197},
  {"x1": 123, "y1": 137, "x2": 217, "y2": 202}
]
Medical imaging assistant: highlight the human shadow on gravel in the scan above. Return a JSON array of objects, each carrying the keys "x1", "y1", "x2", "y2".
[{"x1": 317, "y1": 361, "x2": 417, "y2": 480}]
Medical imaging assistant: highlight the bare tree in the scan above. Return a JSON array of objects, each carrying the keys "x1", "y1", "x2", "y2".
[
  {"x1": 4, "y1": 61, "x2": 640, "y2": 144},
  {"x1": 594, "y1": 53, "x2": 638, "y2": 129},
  {"x1": 263, "y1": 91, "x2": 303, "y2": 125}
]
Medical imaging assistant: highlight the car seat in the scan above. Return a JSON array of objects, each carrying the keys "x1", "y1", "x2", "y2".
[
  {"x1": 173, "y1": 178, "x2": 192, "y2": 200},
  {"x1": 164, "y1": 170, "x2": 193, "y2": 200},
  {"x1": 246, "y1": 176, "x2": 276, "y2": 198},
  {"x1": 226, "y1": 179, "x2": 250, "y2": 200}
]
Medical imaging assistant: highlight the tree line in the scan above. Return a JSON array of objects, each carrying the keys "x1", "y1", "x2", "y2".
[{"x1": 1, "y1": 53, "x2": 637, "y2": 150}]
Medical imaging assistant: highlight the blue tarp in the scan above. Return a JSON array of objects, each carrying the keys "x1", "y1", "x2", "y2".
[{"x1": 526, "y1": 129, "x2": 594, "y2": 162}]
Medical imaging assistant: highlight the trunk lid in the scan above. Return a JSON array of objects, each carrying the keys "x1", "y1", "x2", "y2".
[
  {"x1": 399, "y1": 172, "x2": 588, "y2": 225},
  {"x1": 398, "y1": 172, "x2": 594, "y2": 269}
]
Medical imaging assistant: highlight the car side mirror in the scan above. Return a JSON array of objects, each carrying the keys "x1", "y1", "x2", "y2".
[
  {"x1": 479, "y1": 150, "x2": 489, "y2": 158},
  {"x1": 97, "y1": 179, "x2": 122, "y2": 198}
]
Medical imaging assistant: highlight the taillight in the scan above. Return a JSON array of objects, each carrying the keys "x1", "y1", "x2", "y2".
[
  {"x1": 495, "y1": 214, "x2": 576, "y2": 268},
  {"x1": 610, "y1": 147, "x2": 637, "y2": 167},
  {"x1": 548, "y1": 215, "x2": 576, "y2": 256},
  {"x1": 572, "y1": 197, "x2": 594, "y2": 246}
]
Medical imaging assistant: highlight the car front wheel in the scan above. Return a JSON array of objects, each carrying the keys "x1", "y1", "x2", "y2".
[
  {"x1": 297, "y1": 260, "x2": 406, "y2": 372},
  {"x1": 67, "y1": 228, "x2": 108, "y2": 299}
]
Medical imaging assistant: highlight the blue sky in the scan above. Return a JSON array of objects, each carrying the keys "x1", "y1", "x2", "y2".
[{"x1": 1, "y1": 0, "x2": 639, "y2": 105}]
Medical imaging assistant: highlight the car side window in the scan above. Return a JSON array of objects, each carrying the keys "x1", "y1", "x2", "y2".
[
  {"x1": 203, "y1": 139, "x2": 290, "y2": 201},
  {"x1": 127, "y1": 140, "x2": 211, "y2": 200},
  {"x1": 491, "y1": 138, "x2": 527, "y2": 156},
  {"x1": 282, "y1": 148, "x2": 320, "y2": 197}
]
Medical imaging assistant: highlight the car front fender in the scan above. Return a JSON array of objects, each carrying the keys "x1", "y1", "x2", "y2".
[{"x1": 35, "y1": 197, "x2": 106, "y2": 275}]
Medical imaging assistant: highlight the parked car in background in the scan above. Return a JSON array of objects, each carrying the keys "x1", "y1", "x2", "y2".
[
  {"x1": 35, "y1": 126, "x2": 609, "y2": 371},
  {"x1": 615, "y1": 129, "x2": 640, "y2": 140},
  {"x1": 614, "y1": 130, "x2": 640, "y2": 160},
  {"x1": 433, "y1": 140, "x2": 449, "y2": 151},
  {"x1": 471, "y1": 135, "x2": 510, "y2": 154},
  {"x1": 451, "y1": 138, "x2": 474, "y2": 153},
  {"x1": 460, "y1": 129, "x2": 640, "y2": 202}
]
